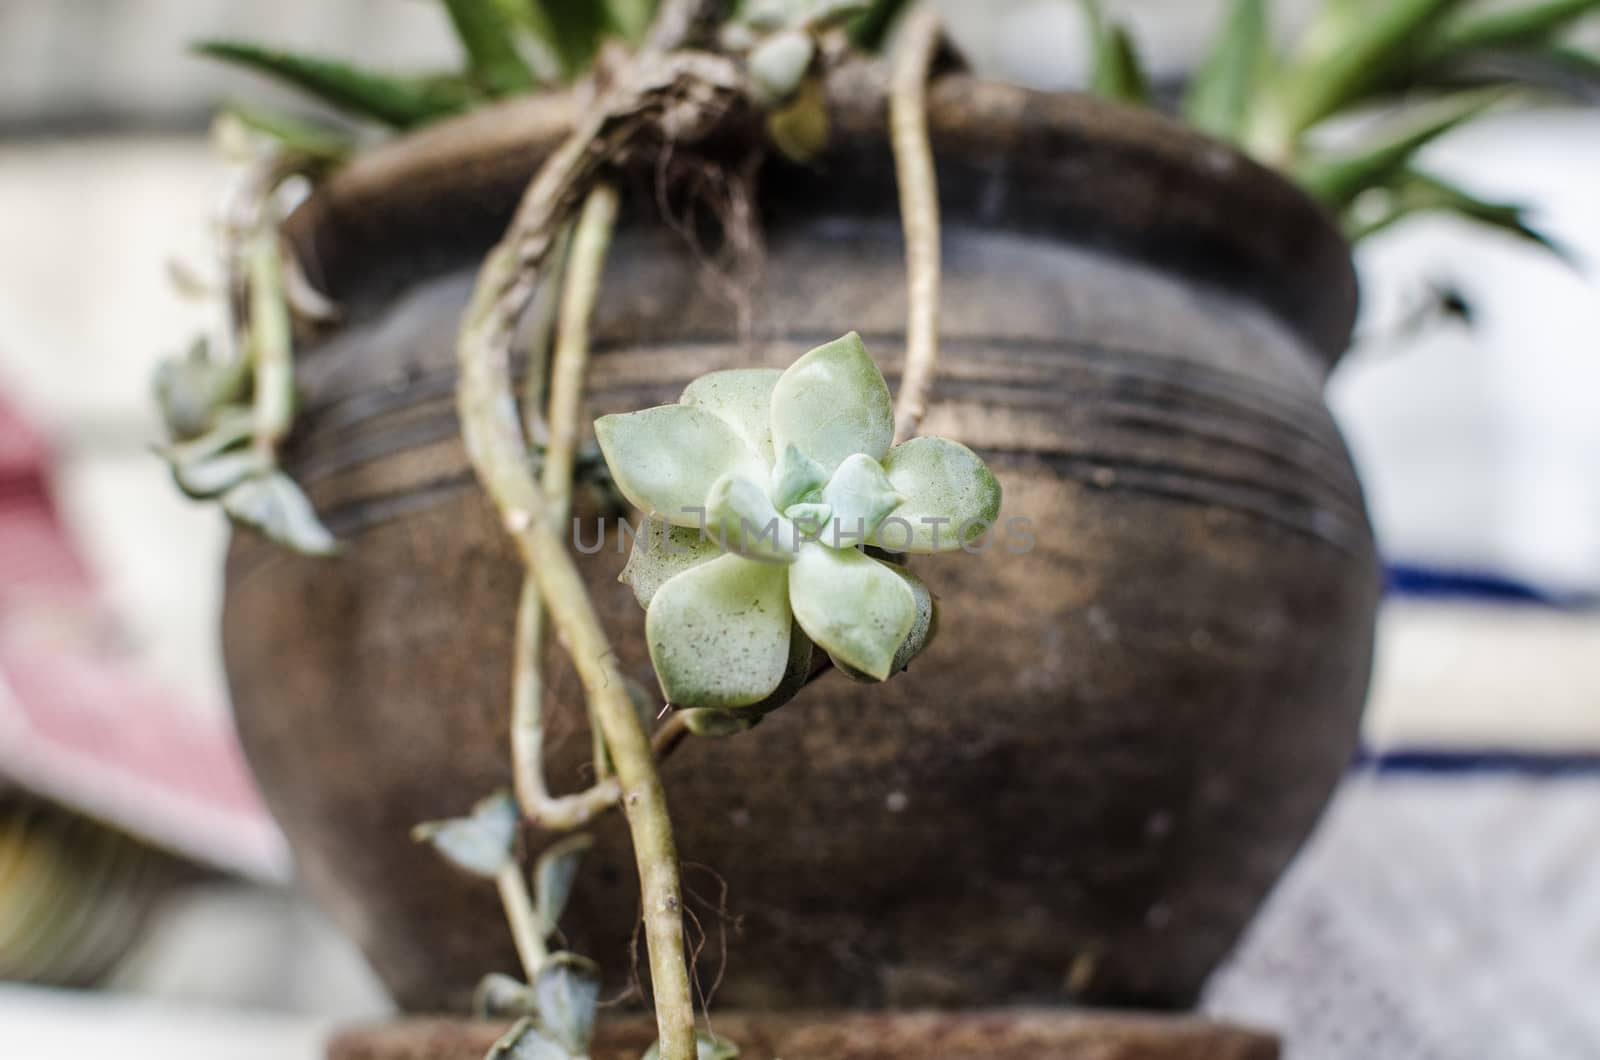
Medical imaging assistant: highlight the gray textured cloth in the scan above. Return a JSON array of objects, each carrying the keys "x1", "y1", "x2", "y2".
[{"x1": 1204, "y1": 772, "x2": 1600, "y2": 1060}]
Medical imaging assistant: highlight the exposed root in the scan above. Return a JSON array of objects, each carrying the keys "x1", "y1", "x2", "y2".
[{"x1": 653, "y1": 146, "x2": 768, "y2": 349}]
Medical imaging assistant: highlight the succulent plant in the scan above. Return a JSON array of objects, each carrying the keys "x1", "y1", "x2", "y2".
[{"x1": 595, "y1": 333, "x2": 1000, "y2": 718}]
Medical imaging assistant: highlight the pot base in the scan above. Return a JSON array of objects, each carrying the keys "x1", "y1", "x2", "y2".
[{"x1": 328, "y1": 1011, "x2": 1279, "y2": 1060}]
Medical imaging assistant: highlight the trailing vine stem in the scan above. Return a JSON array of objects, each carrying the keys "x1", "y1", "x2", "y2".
[
  {"x1": 245, "y1": 227, "x2": 294, "y2": 460},
  {"x1": 510, "y1": 182, "x2": 625, "y2": 831},
  {"x1": 496, "y1": 858, "x2": 548, "y2": 981},
  {"x1": 889, "y1": 2, "x2": 944, "y2": 445},
  {"x1": 455, "y1": 51, "x2": 747, "y2": 1060}
]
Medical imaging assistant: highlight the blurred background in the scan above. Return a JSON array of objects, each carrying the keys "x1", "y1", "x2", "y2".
[{"x1": 1, "y1": 2, "x2": 1597, "y2": 1058}]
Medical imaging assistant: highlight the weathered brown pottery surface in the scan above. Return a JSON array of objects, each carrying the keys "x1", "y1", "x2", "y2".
[
  {"x1": 224, "y1": 70, "x2": 1377, "y2": 1016},
  {"x1": 330, "y1": 1013, "x2": 1278, "y2": 1060}
]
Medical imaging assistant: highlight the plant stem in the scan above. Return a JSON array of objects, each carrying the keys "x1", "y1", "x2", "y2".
[
  {"x1": 544, "y1": 183, "x2": 622, "y2": 782},
  {"x1": 520, "y1": 223, "x2": 573, "y2": 446},
  {"x1": 495, "y1": 860, "x2": 548, "y2": 980},
  {"x1": 246, "y1": 229, "x2": 294, "y2": 458},
  {"x1": 889, "y1": 3, "x2": 944, "y2": 445},
  {"x1": 511, "y1": 182, "x2": 625, "y2": 826},
  {"x1": 456, "y1": 54, "x2": 743, "y2": 1060}
]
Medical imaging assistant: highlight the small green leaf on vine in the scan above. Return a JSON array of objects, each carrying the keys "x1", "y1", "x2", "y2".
[
  {"x1": 474, "y1": 972, "x2": 541, "y2": 1020},
  {"x1": 533, "y1": 833, "x2": 592, "y2": 930},
  {"x1": 220, "y1": 470, "x2": 339, "y2": 556},
  {"x1": 412, "y1": 790, "x2": 520, "y2": 878},
  {"x1": 486, "y1": 1017, "x2": 574, "y2": 1060},
  {"x1": 533, "y1": 952, "x2": 603, "y2": 1055}
]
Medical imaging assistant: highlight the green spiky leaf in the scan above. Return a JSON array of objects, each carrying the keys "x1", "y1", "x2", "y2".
[
  {"x1": 848, "y1": 0, "x2": 910, "y2": 49},
  {"x1": 194, "y1": 40, "x2": 474, "y2": 128},
  {"x1": 441, "y1": 0, "x2": 537, "y2": 96},
  {"x1": 1080, "y1": 1, "x2": 1151, "y2": 104},
  {"x1": 223, "y1": 103, "x2": 354, "y2": 163},
  {"x1": 1294, "y1": 89, "x2": 1503, "y2": 208},
  {"x1": 1184, "y1": 0, "x2": 1270, "y2": 142},
  {"x1": 603, "y1": 0, "x2": 658, "y2": 42},
  {"x1": 1348, "y1": 167, "x2": 1569, "y2": 261},
  {"x1": 522, "y1": 1, "x2": 610, "y2": 81},
  {"x1": 1275, "y1": 0, "x2": 1476, "y2": 133},
  {"x1": 1423, "y1": 0, "x2": 1600, "y2": 63}
]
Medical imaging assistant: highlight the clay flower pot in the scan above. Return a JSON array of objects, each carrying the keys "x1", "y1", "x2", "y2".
[{"x1": 223, "y1": 71, "x2": 1377, "y2": 1017}]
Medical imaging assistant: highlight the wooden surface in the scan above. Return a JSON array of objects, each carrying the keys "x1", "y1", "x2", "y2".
[{"x1": 329, "y1": 1012, "x2": 1280, "y2": 1060}]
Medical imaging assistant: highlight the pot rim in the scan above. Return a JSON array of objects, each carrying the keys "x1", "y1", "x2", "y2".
[{"x1": 286, "y1": 64, "x2": 1358, "y2": 366}]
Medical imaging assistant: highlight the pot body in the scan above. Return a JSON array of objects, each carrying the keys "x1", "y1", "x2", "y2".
[{"x1": 223, "y1": 79, "x2": 1377, "y2": 1014}]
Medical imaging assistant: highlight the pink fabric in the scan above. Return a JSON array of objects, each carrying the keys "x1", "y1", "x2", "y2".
[{"x1": 0, "y1": 396, "x2": 286, "y2": 878}]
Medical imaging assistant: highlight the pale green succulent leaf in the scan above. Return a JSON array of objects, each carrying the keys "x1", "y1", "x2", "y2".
[
  {"x1": 221, "y1": 471, "x2": 339, "y2": 556},
  {"x1": 784, "y1": 501, "x2": 832, "y2": 539},
  {"x1": 680, "y1": 368, "x2": 782, "y2": 463},
  {"x1": 646, "y1": 554, "x2": 794, "y2": 708},
  {"x1": 158, "y1": 405, "x2": 255, "y2": 464},
  {"x1": 750, "y1": 29, "x2": 816, "y2": 106},
  {"x1": 487, "y1": 1017, "x2": 571, "y2": 1060},
  {"x1": 819, "y1": 453, "x2": 903, "y2": 547},
  {"x1": 534, "y1": 833, "x2": 591, "y2": 931},
  {"x1": 828, "y1": 563, "x2": 936, "y2": 681},
  {"x1": 705, "y1": 473, "x2": 800, "y2": 563},
  {"x1": 771, "y1": 443, "x2": 828, "y2": 508},
  {"x1": 679, "y1": 708, "x2": 760, "y2": 736},
  {"x1": 411, "y1": 791, "x2": 519, "y2": 879},
  {"x1": 788, "y1": 543, "x2": 915, "y2": 682},
  {"x1": 889, "y1": 565, "x2": 937, "y2": 674},
  {"x1": 172, "y1": 448, "x2": 271, "y2": 499},
  {"x1": 874, "y1": 437, "x2": 1002, "y2": 553},
  {"x1": 153, "y1": 343, "x2": 250, "y2": 442},
  {"x1": 595, "y1": 405, "x2": 766, "y2": 527},
  {"x1": 534, "y1": 952, "x2": 601, "y2": 1055},
  {"x1": 620, "y1": 523, "x2": 720, "y2": 609},
  {"x1": 769, "y1": 332, "x2": 894, "y2": 476},
  {"x1": 641, "y1": 1032, "x2": 741, "y2": 1060},
  {"x1": 745, "y1": 619, "x2": 815, "y2": 716}
]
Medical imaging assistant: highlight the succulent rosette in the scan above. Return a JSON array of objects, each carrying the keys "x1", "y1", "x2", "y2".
[{"x1": 595, "y1": 333, "x2": 1001, "y2": 718}]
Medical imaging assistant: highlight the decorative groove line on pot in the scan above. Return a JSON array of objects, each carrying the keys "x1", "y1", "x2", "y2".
[{"x1": 1002, "y1": 450, "x2": 1367, "y2": 557}]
